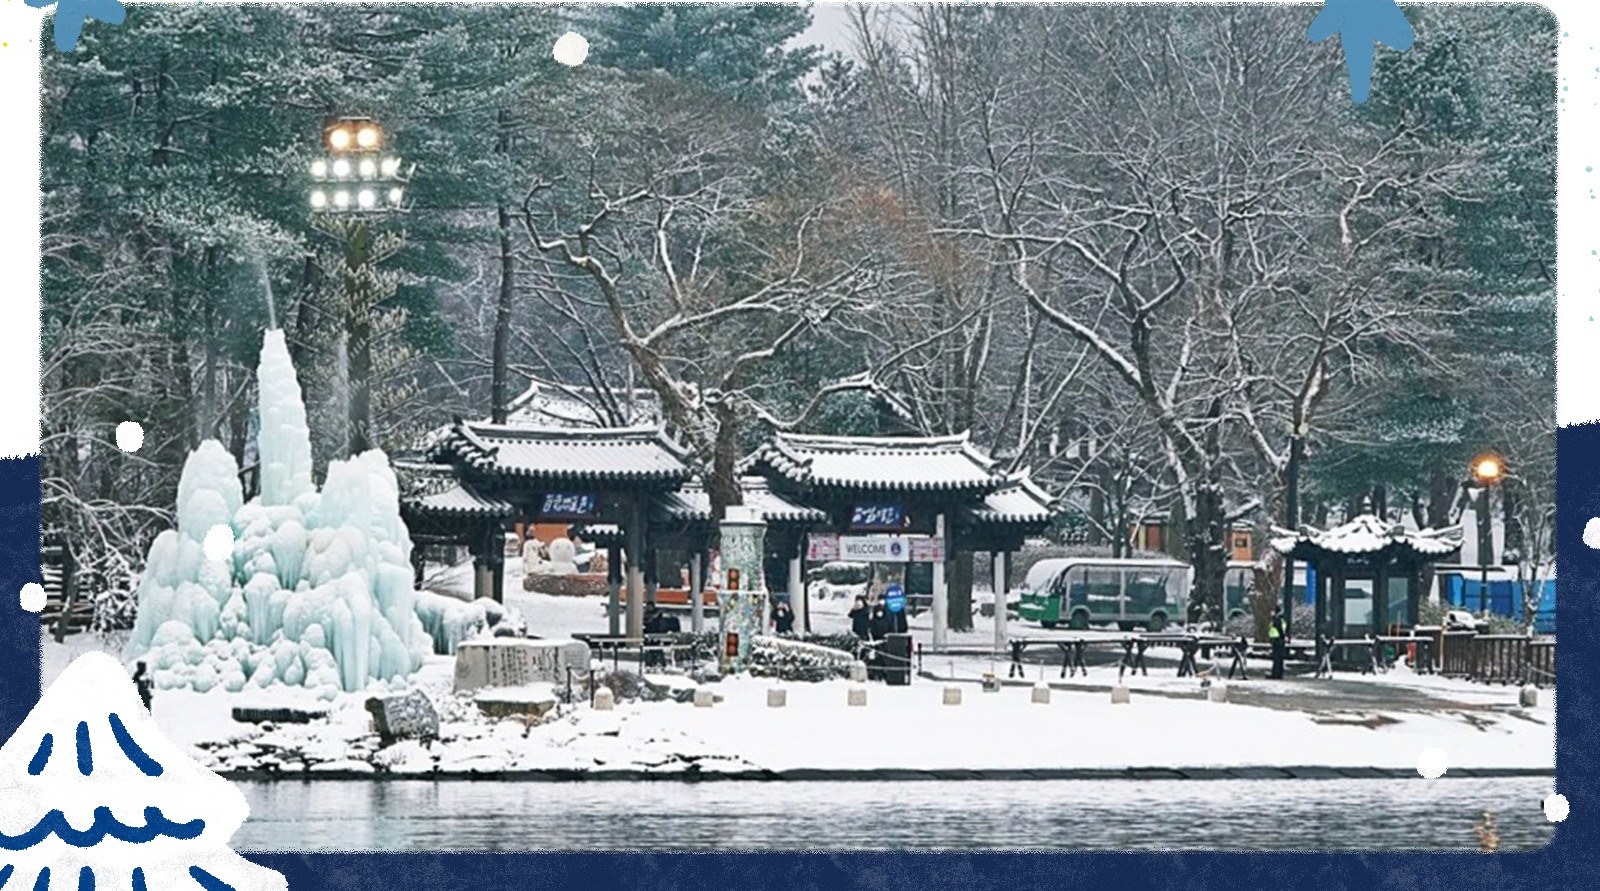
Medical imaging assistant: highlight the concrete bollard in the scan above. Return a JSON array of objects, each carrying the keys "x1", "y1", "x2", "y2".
[
  {"x1": 767, "y1": 687, "x2": 787, "y2": 708},
  {"x1": 942, "y1": 686, "x2": 963, "y2": 706},
  {"x1": 850, "y1": 661, "x2": 869, "y2": 683},
  {"x1": 1520, "y1": 684, "x2": 1539, "y2": 708},
  {"x1": 1207, "y1": 683, "x2": 1228, "y2": 704},
  {"x1": 693, "y1": 687, "x2": 715, "y2": 708},
  {"x1": 848, "y1": 686, "x2": 868, "y2": 707},
  {"x1": 593, "y1": 687, "x2": 615, "y2": 711},
  {"x1": 981, "y1": 673, "x2": 1001, "y2": 693},
  {"x1": 1031, "y1": 683, "x2": 1051, "y2": 705},
  {"x1": 1110, "y1": 684, "x2": 1131, "y2": 705}
]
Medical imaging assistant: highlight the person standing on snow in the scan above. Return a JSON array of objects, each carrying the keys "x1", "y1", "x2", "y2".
[
  {"x1": 849, "y1": 595, "x2": 871, "y2": 639},
  {"x1": 1268, "y1": 608, "x2": 1287, "y2": 679}
]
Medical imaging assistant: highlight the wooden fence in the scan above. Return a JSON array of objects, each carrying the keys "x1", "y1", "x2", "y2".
[{"x1": 1436, "y1": 631, "x2": 1556, "y2": 686}]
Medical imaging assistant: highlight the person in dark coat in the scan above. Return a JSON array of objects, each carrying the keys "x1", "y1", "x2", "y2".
[
  {"x1": 868, "y1": 603, "x2": 891, "y2": 641},
  {"x1": 132, "y1": 661, "x2": 153, "y2": 712},
  {"x1": 643, "y1": 603, "x2": 670, "y2": 635},
  {"x1": 889, "y1": 602, "x2": 909, "y2": 634},
  {"x1": 849, "y1": 596, "x2": 871, "y2": 639},
  {"x1": 1268, "y1": 608, "x2": 1287, "y2": 679},
  {"x1": 772, "y1": 600, "x2": 795, "y2": 635}
]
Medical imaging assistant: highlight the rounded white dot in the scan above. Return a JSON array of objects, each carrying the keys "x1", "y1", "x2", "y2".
[
  {"x1": 1416, "y1": 747, "x2": 1449, "y2": 779},
  {"x1": 115, "y1": 421, "x2": 144, "y2": 452},
  {"x1": 1544, "y1": 792, "x2": 1569, "y2": 822},
  {"x1": 1585, "y1": 518, "x2": 1600, "y2": 550},
  {"x1": 552, "y1": 31, "x2": 589, "y2": 66},
  {"x1": 19, "y1": 582, "x2": 45, "y2": 613},
  {"x1": 203, "y1": 524, "x2": 236, "y2": 562}
]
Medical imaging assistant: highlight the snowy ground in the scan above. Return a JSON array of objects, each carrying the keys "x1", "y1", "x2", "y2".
[
  {"x1": 43, "y1": 643, "x2": 1553, "y2": 779},
  {"x1": 41, "y1": 562, "x2": 1553, "y2": 779}
]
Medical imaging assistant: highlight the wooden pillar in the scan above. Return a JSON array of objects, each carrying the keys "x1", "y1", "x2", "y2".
[
  {"x1": 993, "y1": 550, "x2": 1008, "y2": 652},
  {"x1": 488, "y1": 527, "x2": 505, "y2": 605},
  {"x1": 788, "y1": 538, "x2": 806, "y2": 635},
  {"x1": 931, "y1": 513, "x2": 949, "y2": 648},
  {"x1": 606, "y1": 544, "x2": 622, "y2": 636},
  {"x1": 1318, "y1": 556, "x2": 1331, "y2": 633},
  {"x1": 689, "y1": 549, "x2": 705, "y2": 634},
  {"x1": 625, "y1": 502, "x2": 646, "y2": 638},
  {"x1": 644, "y1": 545, "x2": 659, "y2": 605},
  {"x1": 1373, "y1": 563, "x2": 1389, "y2": 637},
  {"x1": 1331, "y1": 568, "x2": 1347, "y2": 638},
  {"x1": 1406, "y1": 568, "x2": 1421, "y2": 627}
]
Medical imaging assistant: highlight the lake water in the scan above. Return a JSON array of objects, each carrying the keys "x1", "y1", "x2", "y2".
[{"x1": 236, "y1": 777, "x2": 1555, "y2": 852}]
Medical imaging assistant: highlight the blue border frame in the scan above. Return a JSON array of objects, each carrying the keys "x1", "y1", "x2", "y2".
[{"x1": 1, "y1": 426, "x2": 1592, "y2": 887}]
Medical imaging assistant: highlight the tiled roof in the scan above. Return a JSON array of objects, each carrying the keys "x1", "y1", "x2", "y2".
[
  {"x1": 394, "y1": 462, "x2": 515, "y2": 519},
  {"x1": 430, "y1": 422, "x2": 693, "y2": 486},
  {"x1": 407, "y1": 482, "x2": 515, "y2": 519},
  {"x1": 969, "y1": 471, "x2": 1059, "y2": 525},
  {"x1": 1269, "y1": 515, "x2": 1463, "y2": 560},
  {"x1": 747, "y1": 432, "x2": 1004, "y2": 493},
  {"x1": 505, "y1": 380, "x2": 661, "y2": 429},
  {"x1": 655, "y1": 477, "x2": 828, "y2": 525}
]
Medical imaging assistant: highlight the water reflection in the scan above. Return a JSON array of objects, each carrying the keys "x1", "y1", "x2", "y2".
[{"x1": 236, "y1": 778, "x2": 1554, "y2": 852}]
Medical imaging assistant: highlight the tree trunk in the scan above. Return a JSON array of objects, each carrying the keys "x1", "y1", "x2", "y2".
[
  {"x1": 344, "y1": 222, "x2": 374, "y2": 455},
  {"x1": 1187, "y1": 482, "x2": 1228, "y2": 625},
  {"x1": 705, "y1": 404, "x2": 744, "y2": 547},
  {"x1": 490, "y1": 202, "x2": 516, "y2": 424},
  {"x1": 1502, "y1": 479, "x2": 1524, "y2": 561},
  {"x1": 949, "y1": 550, "x2": 974, "y2": 632}
]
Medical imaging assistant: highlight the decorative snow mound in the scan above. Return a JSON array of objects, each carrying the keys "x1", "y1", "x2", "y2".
[
  {"x1": 0, "y1": 651, "x2": 286, "y2": 890},
  {"x1": 126, "y1": 330, "x2": 430, "y2": 695}
]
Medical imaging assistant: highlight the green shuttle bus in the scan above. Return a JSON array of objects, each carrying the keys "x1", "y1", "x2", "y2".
[{"x1": 1017, "y1": 558, "x2": 1194, "y2": 631}]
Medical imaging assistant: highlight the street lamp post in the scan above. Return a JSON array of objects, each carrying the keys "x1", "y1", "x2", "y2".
[
  {"x1": 1469, "y1": 452, "x2": 1506, "y2": 619},
  {"x1": 308, "y1": 117, "x2": 412, "y2": 456}
]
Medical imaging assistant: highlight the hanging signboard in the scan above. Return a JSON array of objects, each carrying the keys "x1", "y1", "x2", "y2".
[
  {"x1": 850, "y1": 503, "x2": 905, "y2": 530},
  {"x1": 808, "y1": 533, "x2": 944, "y2": 563},
  {"x1": 806, "y1": 534, "x2": 840, "y2": 563},
  {"x1": 908, "y1": 536, "x2": 946, "y2": 563},
  {"x1": 539, "y1": 492, "x2": 598, "y2": 519},
  {"x1": 840, "y1": 535, "x2": 910, "y2": 562}
]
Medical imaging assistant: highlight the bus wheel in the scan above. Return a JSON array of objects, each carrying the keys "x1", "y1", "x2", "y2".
[
  {"x1": 1069, "y1": 610, "x2": 1089, "y2": 630},
  {"x1": 1040, "y1": 620, "x2": 1058, "y2": 629},
  {"x1": 1148, "y1": 612, "x2": 1168, "y2": 632}
]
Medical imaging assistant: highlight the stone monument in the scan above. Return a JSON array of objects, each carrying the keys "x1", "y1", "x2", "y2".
[{"x1": 453, "y1": 637, "x2": 592, "y2": 694}]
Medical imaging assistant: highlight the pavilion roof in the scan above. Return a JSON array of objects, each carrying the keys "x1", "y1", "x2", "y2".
[
  {"x1": 429, "y1": 422, "x2": 693, "y2": 487},
  {"x1": 1269, "y1": 515, "x2": 1462, "y2": 563},
  {"x1": 655, "y1": 477, "x2": 828, "y2": 525},
  {"x1": 746, "y1": 432, "x2": 1004, "y2": 494},
  {"x1": 968, "y1": 471, "x2": 1060, "y2": 526},
  {"x1": 393, "y1": 461, "x2": 514, "y2": 519}
]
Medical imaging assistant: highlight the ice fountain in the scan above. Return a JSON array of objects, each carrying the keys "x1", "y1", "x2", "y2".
[{"x1": 125, "y1": 329, "x2": 430, "y2": 696}]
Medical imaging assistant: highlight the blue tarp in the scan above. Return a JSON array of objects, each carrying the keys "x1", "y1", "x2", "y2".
[{"x1": 1440, "y1": 573, "x2": 1556, "y2": 634}]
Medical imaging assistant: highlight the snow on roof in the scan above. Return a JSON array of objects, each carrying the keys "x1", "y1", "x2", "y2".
[
  {"x1": 969, "y1": 470, "x2": 1060, "y2": 525},
  {"x1": 1269, "y1": 514, "x2": 1463, "y2": 560},
  {"x1": 431, "y1": 422, "x2": 693, "y2": 486},
  {"x1": 505, "y1": 380, "x2": 661, "y2": 429},
  {"x1": 748, "y1": 432, "x2": 1004, "y2": 493},
  {"x1": 408, "y1": 482, "x2": 515, "y2": 519},
  {"x1": 655, "y1": 477, "x2": 828, "y2": 525}
]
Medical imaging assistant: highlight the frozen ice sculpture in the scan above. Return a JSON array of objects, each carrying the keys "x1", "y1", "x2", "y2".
[
  {"x1": 0, "y1": 652, "x2": 287, "y2": 890},
  {"x1": 126, "y1": 330, "x2": 429, "y2": 695}
]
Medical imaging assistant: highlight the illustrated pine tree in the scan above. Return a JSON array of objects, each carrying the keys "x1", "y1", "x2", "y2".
[{"x1": 0, "y1": 653, "x2": 286, "y2": 891}]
